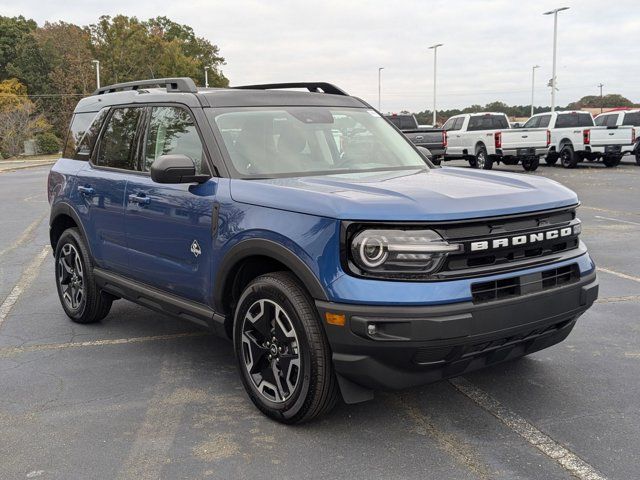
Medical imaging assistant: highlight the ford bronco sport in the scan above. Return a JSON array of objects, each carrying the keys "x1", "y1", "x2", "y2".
[{"x1": 48, "y1": 78, "x2": 598, "y2": 424}]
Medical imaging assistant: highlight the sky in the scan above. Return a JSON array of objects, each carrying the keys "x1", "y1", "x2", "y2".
[{"x1": 3, "y1": 0, "x2": 639, "y2": 113}]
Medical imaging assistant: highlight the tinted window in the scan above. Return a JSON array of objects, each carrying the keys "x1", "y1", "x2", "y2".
[
  {"x1": 63, "y1": 111, "x2": 106, "y2": 160},
  {"x1": 594, "y1": 115, "x2": 607, "y2": 126},
  {"x1": 386, "y1": 116, "x2": 401, "y2": 128},
  {"x1": 399, "y1": 116, "x2": 416, "y2": 129},
  {"x1": 467, "y1": 115, "x2": 509, "y2": 131},
  {"x1": 443, "y1": 117, "x2": 462, "y2": 131},
  {"x1": 523, "y1": 116, "x2": 540, "y2": 128},
  {"x1": 623, "y1": 112, "x2": 640, "y2": 127},
  {"x1": 555, "y1": 113, "x2": 593, "y2": 128},
  {"x1": 96, "y1": 107, "x2": 143, "y2": 170},
  {"x1": 537, "y1": 115, "x2": 551, "y2": 128},
  {"x1": 144, "y1": 106, "x2": 206, "y2": 173},
  {"x1": 211, "y1": 107, "x2": 428, "y2": 178},
  {"x1": 454, "y1": 117, "x2": 464, "y2": 130}
]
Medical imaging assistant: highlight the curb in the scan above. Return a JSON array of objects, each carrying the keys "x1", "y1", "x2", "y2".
[{"x1": 0, "y1": 161, "x2": 56, "y2": 173}]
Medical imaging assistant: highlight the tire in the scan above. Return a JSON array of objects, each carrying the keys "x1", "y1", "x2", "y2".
[
  {"x1": 636, "y1": 152, "x2": 640, "y2": 166},
  {"x1": 560, "y1": 144, "x2": 578, "y2": 169},
  {"x1": 467, "y1": 157, "x2": 477, "y2": 168},
  {"x1": 233, "y1": 272, "x2": 338, "y2": 424},
  {"x1": 54, "y1": 228, "x2": 113, "y2": 324},
  {"x1": 475, "y1": 146, "x2": 493, "y2": 170},
  {"x1": 431, "y1": 157, "x2": 442, "y2": 166},
  {"x1": 603, "y1": 155, "x2": 621, "y2": 168},
  {"x1": 522, "y1": 156, "x2": 539, "y2": 172},
  {"x1": 545, "y1": 153, "x2": 559, "y2": 166}
]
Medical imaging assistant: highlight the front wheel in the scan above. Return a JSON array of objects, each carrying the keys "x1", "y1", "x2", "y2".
[
  {"x1": 234, "y1": 272, "x2": 338, "y2": 424},
  {"x1": 603, "y1": 155, "x2": 621, "y2": 168},
  {"x1": 545, "y1": 153, "x2": 559, "y2": 165},
  {"x1": 522, "y1": 156, "x2": 540, "y2": 172},
  {"x1": 636, "y1": 152, "x2": 640, "y2": 166},
  {"x1": 54, "y1": 228, "x2": 113, "y2": 323}
]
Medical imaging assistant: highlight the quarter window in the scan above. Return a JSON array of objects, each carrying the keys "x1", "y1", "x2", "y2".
[
  {"x1": 63, "y1": 110, "x2": 108, "y2": 160},
  {"x1": 144, "y1": 106, "x2": 205, "y2": 173},
  {"x1": 95, "y1": 107, "x2": 143, "y2": 170}
]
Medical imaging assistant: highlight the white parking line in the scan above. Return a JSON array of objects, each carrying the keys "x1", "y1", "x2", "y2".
[
  {"x1": 0, "y1": 212, "x2": 47, "y2": 257},
  {"x1": 594, "y1": 215, "x2": 640, "y2": 227},
  {"x1": 0, "y1": 245, "x2": 49, "y2": 331},
  {"x1": 596, "y1": 295, "x2": 640, "y2": 304},
  {"x1": 450, "y1": 377, "x2": 607, "y2": 480},
  {"x1": 597, "y1": 267, "x2": 640, "y2": 284},
  {"x1": 0, "y1": 332, "x2": 209, "y2": 358}
]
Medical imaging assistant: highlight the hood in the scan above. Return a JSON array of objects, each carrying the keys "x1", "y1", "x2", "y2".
[{"x1": 229, "y1": 167, "x2": 579, "y2": 221}]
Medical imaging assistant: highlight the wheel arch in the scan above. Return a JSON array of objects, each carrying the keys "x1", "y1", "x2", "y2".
[
  {"x1": 49, "y1": 202, "x2": 90, "y2": 255},
  {"x1": 214, "y1": 239, "x2": 329, "y2": 335},
  {"x1": 559, "y1": 138, "x2": 573, "y2": 150},
  {"x1": 474, "y1": 141, "x2": 486, "y2": 154}
]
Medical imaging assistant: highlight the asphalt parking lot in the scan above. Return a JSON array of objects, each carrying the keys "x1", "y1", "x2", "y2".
[{"x1": 1, "y1": 157, "x2": 639, "y2": 480}]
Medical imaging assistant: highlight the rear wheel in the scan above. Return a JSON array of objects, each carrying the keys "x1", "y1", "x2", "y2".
[
  {"x1": 636, "y1": 152, "x2": 640, "y2": 166},
  {"x1": 54, "y1": 228, "x2": 112, "y2": 324},
  {"x1": 234, "y1": 272, "x2": 338, "y2": 424},
  {"x1": 467, "y1": 157, "x2": 477, "y2": 168},
  {"x1": 603, "y1": 155, "x2": 621, "y2": 168},
  {"x1": 522, "y1": 156, "x2": 540, "y2": 172},
  {"x1": 475, "y1": 146, "x2": 493, "y2": 170},
  {"x1": 560, "y1": 145, "x2": 578, "y2": 169}
]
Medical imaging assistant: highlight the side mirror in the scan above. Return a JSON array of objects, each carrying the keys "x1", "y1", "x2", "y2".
[
  {"x1": 416, "y1": 146, "x2": 433, "y2": 161},
  {"x1": 150, "y1": 154, "x2": 210, "y2": 184}
]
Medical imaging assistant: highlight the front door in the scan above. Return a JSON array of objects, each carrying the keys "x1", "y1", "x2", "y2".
[{"x1": 124, "y1": 105, "x2": 217, "y2": 304}]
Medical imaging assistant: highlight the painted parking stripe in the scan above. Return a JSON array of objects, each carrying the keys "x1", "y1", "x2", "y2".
[
  {"x1": 450, "y1": 377, "x2": 607, "y2": 480},
  {"x1": 0, "y1": 212, "x2": 47, "y2": 257},
  {"x1": 597, "y1": 267, "x2": 640, "y2": 284},
  {"x1": 594, "y1": 215, "x2": 640, "y2": 227},
  {"x1": 596, "y1": 295, "x2": 640, "y2": 304},
  {"x1": 0, "y1": 245, "x2": 49, "y2": 331},
  {"x1": 0, "y1": 332, "x2": 210, "y2": 358}
]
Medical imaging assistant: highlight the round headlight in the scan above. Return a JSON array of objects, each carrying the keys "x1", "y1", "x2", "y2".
[{"x1": 358, "y1": 235, "x2": 388, "y2": 268}]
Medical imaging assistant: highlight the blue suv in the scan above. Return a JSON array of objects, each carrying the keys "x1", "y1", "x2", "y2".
[{"x1": 48, "y1": 78, "x2": 598, "y2": 423}]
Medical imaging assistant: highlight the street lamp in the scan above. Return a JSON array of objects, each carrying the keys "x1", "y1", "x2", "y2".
[
  {"x1": 92, "y1": 60, "x2": 100, "y2": 89},
  {"x1": 377, "y1": 67, "x2": 384, "y2": 112},
  {"x1": 543, "y1": 7, "x2": 570, "y2": 111},
  {"x1": 204, "y1": 66, "x2": 210, "y2": 88},
  {"x1": 531, "y1": 65, "x2": 540, "y2": 117},
  {"x1": 428, "y1": 43, "x2": 443, "y2": 126}
]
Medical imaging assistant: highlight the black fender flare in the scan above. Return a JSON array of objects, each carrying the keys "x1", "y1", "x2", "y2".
[
  {"x1": 49, "y1": 202, "x2": 91, "y2": 255},
  {"x1": 213, "y1": 238, "x2": 329, "y2": 313},
  {"x1": 474, "y1": 141, "x2": 486, "y2": 155}
]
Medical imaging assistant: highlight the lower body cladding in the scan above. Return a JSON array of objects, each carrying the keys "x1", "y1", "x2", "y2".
[{"x1": 316, "y1": 266, "x2": 598, "y2": 404}]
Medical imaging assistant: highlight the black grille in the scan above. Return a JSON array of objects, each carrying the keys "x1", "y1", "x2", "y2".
[{"x1": 471, "y1": 264, "x2": 579, "y2": 304}]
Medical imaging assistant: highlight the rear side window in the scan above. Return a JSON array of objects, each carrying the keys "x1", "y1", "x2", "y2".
[
  {"x1": 143, "y1": 106, "x2": 206, "y2": 174},
  {"x1": 555, "y1": 113, "x2": 594, "y2": 128},
  {"x1": 537, "y1": 115, "x2": 551, "y2": 128},
  {"x1": 95, "y1": 107, "x2": 143, "y2": 170},
  {"x1": 467, "y1": 115, "x2": 509, "y2": 131},
  {"x1": 63, "y1": 111, "x2": 107, "y2": 160},
  {"x1": 623, "y1": 112, "x2": 640, "y2": 126}
]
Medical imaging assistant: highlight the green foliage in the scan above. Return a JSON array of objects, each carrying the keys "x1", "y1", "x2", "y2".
[
  {"x1": 35, "y1": 131, "x2": 61, "y2": 154},
  {"x1": 567, "y1": 94, "x2": 636, "y2": 109},
  {"x1": 0, "y1": 16, "x2": 37, "y2": 79}
]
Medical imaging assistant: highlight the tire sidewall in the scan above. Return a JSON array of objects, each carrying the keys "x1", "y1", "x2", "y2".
[
  {"x1": 233, "y1": 278, "x2": 314, "y2": 421},
  {"x1": 560, "y1": 145, "x2": 576, "y2": 168},
  {"x1": 54, "y1": 229, "x2": 89, "y2": 319}
]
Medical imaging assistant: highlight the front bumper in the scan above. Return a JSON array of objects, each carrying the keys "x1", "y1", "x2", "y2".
[{"x1": 317, "y1": 270, "x2": 597, "y2": 391}]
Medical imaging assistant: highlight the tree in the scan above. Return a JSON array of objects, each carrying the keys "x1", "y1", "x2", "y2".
[
  {"x1": 0, "y1": 16, "x2": 37, "y2": 80},
  {"x1": 0, "y1": 79, "x2": 49, "y2": 157},
  {"x1": 567, "y1": 94, "x2": 636, "y2": 110}
]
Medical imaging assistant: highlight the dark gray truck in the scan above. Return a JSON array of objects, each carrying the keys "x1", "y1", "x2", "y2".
[{"x1": 385, "y1": 114, "x2": 446, "y2": 164}]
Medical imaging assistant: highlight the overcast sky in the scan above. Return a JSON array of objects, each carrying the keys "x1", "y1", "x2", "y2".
[{"x1": 4, "y1": 0, "x2": 639, "y2": 112}]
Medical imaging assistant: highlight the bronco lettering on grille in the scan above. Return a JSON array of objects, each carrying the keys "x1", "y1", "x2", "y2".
[{"x1": 469, "y1": 227, "x2": 576, "y2": 252}]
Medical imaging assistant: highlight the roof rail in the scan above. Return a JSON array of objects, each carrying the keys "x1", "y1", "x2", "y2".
[
  {"x1": 93, "y1": 77, "x2": 197, "y2": 96},
  {"x1": 232, "y1": 82, "x2": 348, "y2": 96}
]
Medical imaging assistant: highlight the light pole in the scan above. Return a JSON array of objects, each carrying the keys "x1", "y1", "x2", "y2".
[
  {"x1": 204, "y1": 66, "x2": 209, "y2": 88},
  {"x1": 543, "y1": 7, "x2": 569, "y2": 111},
  {"x1": 92, "y1": 60, "x2": 100, "y2": 89},
  {"x1": 377, "y1": 67, "x2": 384, "y2": 111},
  {"x1": 428, "y1": 43, "x2": 443, "y2": 126},
  {"x1": 531, "y1": 65, "x2": 540, "y2": 117},
  {"x1": 597, "y1": 83, "x2": 604, "y2": 113}
]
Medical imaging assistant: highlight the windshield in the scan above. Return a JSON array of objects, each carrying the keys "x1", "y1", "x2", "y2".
[{"x1": 208, "y1": 107, "x2": 428, "y2": 178}]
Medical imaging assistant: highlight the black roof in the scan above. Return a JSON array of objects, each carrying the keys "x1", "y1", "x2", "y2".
[{"x1": 75, "y1": 78, "x2": 367, "y2": 113}]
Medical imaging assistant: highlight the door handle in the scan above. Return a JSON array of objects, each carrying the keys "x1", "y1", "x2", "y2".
[
  {"x1": 128, "y1": 194, "x2": 150, "y2": 206},
  {"x1": 77, "y1": 186, "x2": 94, "y2": 196}
]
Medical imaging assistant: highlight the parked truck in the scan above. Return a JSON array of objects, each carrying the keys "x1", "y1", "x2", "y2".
[
  {"x1": 385, "y1": 113, "x2": 446, "y2": 164},
  {"x1": 594, "y1": 109, "x2": 640, "y2": 165},
  {"x1": 524, "y1": 110, "x2": 635, "y2": 168},
  {"x1": 443, "y1": 112, "x2": 548, "y2": 171}
]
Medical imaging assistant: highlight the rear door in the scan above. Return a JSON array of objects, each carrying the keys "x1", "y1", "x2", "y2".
[
  {"x1": 123, "y1": 105, "x2": 217, "y2": 303},
  {"x1": 76, "y1": 106, "x2": 145, "y2": 273},
  {"x1": 443, "y1": 117, "x2": 465, "y2": 156}
]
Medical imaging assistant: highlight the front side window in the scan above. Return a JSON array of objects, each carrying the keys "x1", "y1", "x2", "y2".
[
  {"x1": 537, "y1": 115, "x2": 551, "y2": 128},
  {"x1": 523, "y1": 116, "x2": 540, "y2": 128},
  {"x1": 95, "y1": 107, "x2": 143, "y2": 170},
  {"x1": 555, "y1": 112, "x2": 594, "y2": 128},
  {"x1": 144, "y1": 106, "x2": 205, "y2": 173},
  {"x1": 443, "y1": 117, "x2": 462, "y2": 131},
  {"x1": 210, "y1": 107, "x2": 428, "y2": 178}
]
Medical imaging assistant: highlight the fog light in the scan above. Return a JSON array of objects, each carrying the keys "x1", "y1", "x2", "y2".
[{"x1": 367, "y1": 324, "x2": 377, "y2": 335}]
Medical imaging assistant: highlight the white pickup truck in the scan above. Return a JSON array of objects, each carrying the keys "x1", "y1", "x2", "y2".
[
  {"x1": 443, "y1": 112, "x2": 548, "y2": 171},
  {"x1": 523, "y1": 110, "x2": 636, "y2": 168},
  {"x1": 594, "y1": 109, "x2": 640, "y2": 165}
]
